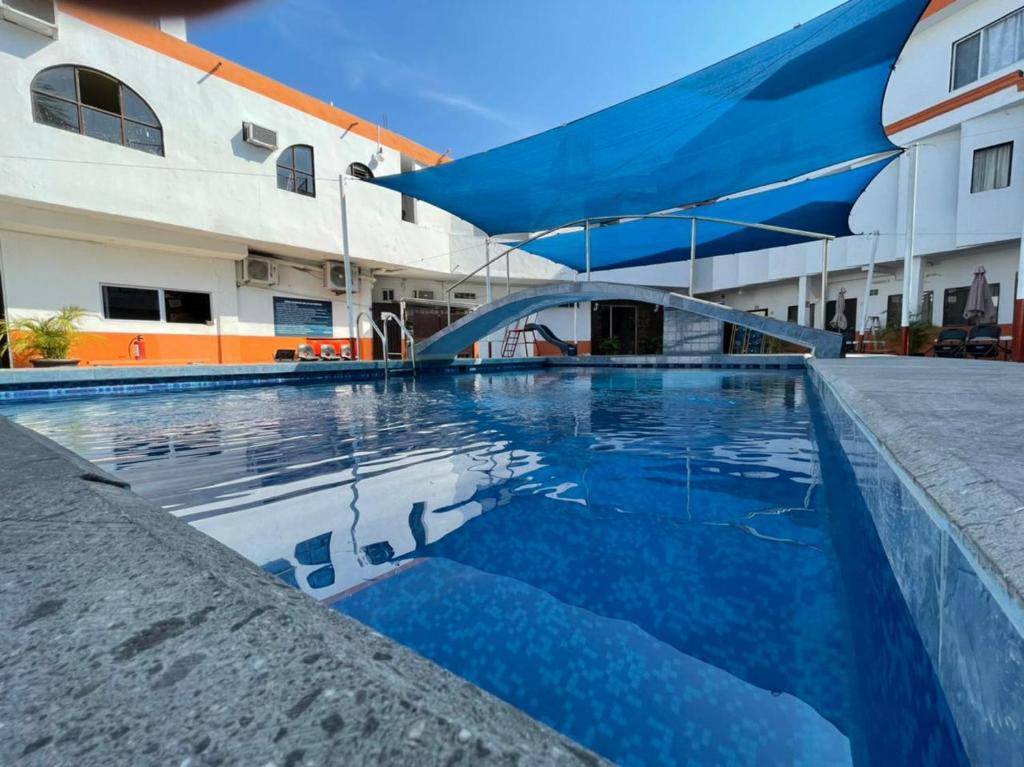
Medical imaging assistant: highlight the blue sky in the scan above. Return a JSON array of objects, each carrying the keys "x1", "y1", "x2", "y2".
[{"x1": 190, "y1": 0, "x2": 839, "y2": 158}]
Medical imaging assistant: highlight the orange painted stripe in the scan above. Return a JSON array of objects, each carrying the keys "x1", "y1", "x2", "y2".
[
  {"x1": 11, "y1": 330, "x2": 382, "y2": 368},
  {"x1": 60, "y1": 3, "x2": 449, "y2": 168},
  {"x1": 885, "y1": 70, "x2": 1024, "y2": 135},
  {"x1": 923, "y1": 0, "x2": 959, "y2": 19}
]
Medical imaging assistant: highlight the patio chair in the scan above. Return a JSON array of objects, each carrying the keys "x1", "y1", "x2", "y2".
[
  {"x1": 931, "y1": 328, "x2": 967, "y2": 358},
  {"x1": 296, "y1": 343, "x2": 318, "y2": 361},
  {"x1": 964, "y1": 324, "x2": 1002, "y2": 359},
  {"x1": 273, "y1": 349, "x2": 296, "y2": 362},
  {"x1": 320, "y1": 344, "x2": 340, "y2": 361}
]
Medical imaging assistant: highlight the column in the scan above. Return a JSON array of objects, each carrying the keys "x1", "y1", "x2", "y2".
[
  {"x1": 1013, "y1": 227, "x2": 1024, "y2": 362},
  {"x1": 797, "y1": 274, "x2": 809, "y2": 326}
]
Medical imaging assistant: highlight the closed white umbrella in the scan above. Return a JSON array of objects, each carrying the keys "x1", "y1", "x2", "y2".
[
  {"x1": 830, "y1": 288, "x2": 848, "y2": 331},
  {"x1": 964, "y1": 266, "x2": 997, "y2": 325}
]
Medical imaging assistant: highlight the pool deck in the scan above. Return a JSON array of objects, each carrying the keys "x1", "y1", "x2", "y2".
[
  {"x1": 0, "y1": 417, "x2": 607, "y2": 766},
  {"x1": 811, "y1": 357, "x2": 1024, "y2": 618}
]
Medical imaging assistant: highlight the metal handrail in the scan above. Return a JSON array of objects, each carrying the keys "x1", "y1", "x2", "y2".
[
  {"x1": 379, "y1": 311, "x2": 416, "y2": 374},
  {"x1": 355, "y1": 311, "x2": 389, "y2": 384}
]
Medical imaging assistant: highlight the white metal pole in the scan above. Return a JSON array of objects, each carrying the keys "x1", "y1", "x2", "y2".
[
  {"x1": 900, "y1": 144, "x2": 920, "y2": 352},
  {"x1": 505, "y1": 250, "x2": 511, "y2": 296},
  {"x1": 859, "y1": 231, "x2": 880, "y2": 345},
  {"x1": 818, "y1": 239, "x2": 829, "y2": 330},
  {"x1": 339, "y1": 175, "x2": 358, "y2": 359},
  {"x1": 689, "y1": 217, "x2": 697, "y2": 296},
  {"x1": 797, "y1": 274, "x2": 808, "y2": 326},
  {"x1": 585, "y1": 219, "x2": 592, "y2": 281},
  {"x1": 484, "y1": 238, "x2": 493, "y2": 304}
]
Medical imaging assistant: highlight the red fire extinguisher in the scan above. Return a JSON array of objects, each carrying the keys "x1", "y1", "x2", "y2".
[{"x1": 129, "y1": 335, "x2": 146, "y2": 360}]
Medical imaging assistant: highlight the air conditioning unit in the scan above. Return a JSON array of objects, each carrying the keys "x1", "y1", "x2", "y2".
[
  {"x1": 324, "y1": 261, "x2": 357, "y2": 293},
  {"x1": 1, "y1": 0, "x2": 58, "y2": 38},
  {"x1": 242, "y1": 121, "x2": 277, "y2": 151},
  {"x1": 240, "y1": 256, "x2": 278, "y2": 286}
]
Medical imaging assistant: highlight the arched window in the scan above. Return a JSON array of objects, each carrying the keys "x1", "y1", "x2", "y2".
[
  {"x1": 277, "y1": 145, "x2": 315, "y2": 197},
  {"x1": 347, "y1": 162, "x2": 373, "y2": 181},
  {"x1": 31, "y1": 66, "x2": 163, "y2": 156}
]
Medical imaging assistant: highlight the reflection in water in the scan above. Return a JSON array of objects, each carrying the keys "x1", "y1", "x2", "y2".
[{"x1": 2, "y1": 369, "x2": 969, "y2": 767}]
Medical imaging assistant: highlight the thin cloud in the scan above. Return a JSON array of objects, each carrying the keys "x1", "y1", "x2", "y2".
[{"x1": 263, "y1": 0, "x2": 527, "y2": 136}]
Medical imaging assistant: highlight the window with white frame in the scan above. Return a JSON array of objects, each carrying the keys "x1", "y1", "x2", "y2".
[
  {"x1": 951, "y1": 8, "x2": 1024, "y2": 90},
  {"x1": 454, "y1": 291, "x2": 477, "y2": 300},
  {"x1": 412, "y1": 289, "x2": 435, "y2": 300},
  {"x1": 971, "y1": 142, "x2": 1013, "y2": 192},
  {"x1": 380, "y1": 288, "x2": 395, "y2": 301},
  {"x1": 102, "y1": 285, "x2": 212, "y2": 324}
]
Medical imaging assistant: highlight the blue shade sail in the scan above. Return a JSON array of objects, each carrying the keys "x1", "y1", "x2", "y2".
[
  {"x1": 519, "y1": 157, "x2": 894, "y2": 271},
  {"x1": 371, "y1": 0, "x2": 927, "y2": 237}
]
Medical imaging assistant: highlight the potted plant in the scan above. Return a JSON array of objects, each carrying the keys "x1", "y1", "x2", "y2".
[
  {"x1": 0, "y1": 306, "x2": 88, "y2": 367},
  {"x1": 879, "y1": 315, "x2": 938, "y2": 355},
  {"x1": 598, "y1": 336, "x2": 623, "y2": 355}
]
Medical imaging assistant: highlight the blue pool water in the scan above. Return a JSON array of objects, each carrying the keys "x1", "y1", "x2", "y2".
[{"x1": 3, "y1": 368, "x2": 969, "y2": 766}]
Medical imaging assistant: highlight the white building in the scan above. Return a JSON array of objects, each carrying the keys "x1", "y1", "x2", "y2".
[
  {"x1": 602, "y1": 0, "x2": 1024, "y2": 359},
  {"x1": 0, "y1": 0, "x2": 1022, "y2": 366},
  {"x1": 0, "y1": 2, "x2": 565, "y2": 367}
]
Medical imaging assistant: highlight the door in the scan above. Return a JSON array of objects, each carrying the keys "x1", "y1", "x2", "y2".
[{"x1": 371, "y1": 302, "x2": 402, "y2": 359}]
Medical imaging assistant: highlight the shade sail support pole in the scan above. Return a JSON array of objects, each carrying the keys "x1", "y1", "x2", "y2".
[
  {"x1": 338, "y1": 174, "x2": 359, "y2": 360},
  {"x1": 900, "y1": 143, "x2": 920, "y2": 354},
  {"x1": 484, "y1": 238, "x2": 493, "y2": 304},
  {"x1": 818, "y1": 239, "x2": 829, "y2": 331},
  {"x1": 585, "y1": 220, "x2": 592, "y2": 281},
  {"x1": 689, "y1": 217, "x2": 697, "y2": 296}
]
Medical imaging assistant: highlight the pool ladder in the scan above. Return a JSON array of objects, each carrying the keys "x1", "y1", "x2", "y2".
[{"x1": 355, "y1": 311, "x2": 417, "y2": 384}]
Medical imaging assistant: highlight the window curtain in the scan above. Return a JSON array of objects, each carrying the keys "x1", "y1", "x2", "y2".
[
  {"x1": 982, "y1": 12, "x2": 1022, "y2": 76},
  {"x1": 972, "y1": 143, "x2": 1013, "y2": 192}
]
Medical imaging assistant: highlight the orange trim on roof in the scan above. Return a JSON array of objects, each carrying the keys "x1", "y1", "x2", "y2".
[
  {"x1": 60, "y1": 3, "x2": 449, "y2": 167},
  {"x1": 923, "y1": 0, "x2": 959, "y2": 19},
  {"x1": 885, "y1": 70, "x2": 1024, "y2": 135}
]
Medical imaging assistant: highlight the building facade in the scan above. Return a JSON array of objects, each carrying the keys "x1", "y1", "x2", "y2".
[
  {"x1": 0, "y1": 2, "x2": 566, "y2": 367},
  {"x1": 0, "y1": 0, "x2": 1022, "y2": 366},
  {"x1": 604, "y1": 0, "x2": 1024, "y2": 358}
]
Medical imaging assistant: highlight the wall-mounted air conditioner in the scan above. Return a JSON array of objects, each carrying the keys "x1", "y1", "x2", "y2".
[
  {"x1": 239, "y1": 256, "x2": 278, "y2": 287},
  {"x1": 242, "y1": 121, "x2": 277, "y2": 151},
  {"x1": 324, "y1": 261, "x2": 356, "y2": 293},
  {"x1": 1, "y1": 0, "x2": 58, "y2": 38}
]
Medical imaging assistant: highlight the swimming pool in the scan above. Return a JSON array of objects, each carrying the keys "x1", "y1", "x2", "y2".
[{"x1": 2, "y1": 368, "x2": 969, "y2": 766}]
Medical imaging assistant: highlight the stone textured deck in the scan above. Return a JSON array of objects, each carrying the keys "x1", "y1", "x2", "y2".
[
  {"x1": 0, "y1": 418, "x2": 606, "y2": 766},
  {"x1": 811, "y1": 357, "x2": 1024, "y2": 614}
]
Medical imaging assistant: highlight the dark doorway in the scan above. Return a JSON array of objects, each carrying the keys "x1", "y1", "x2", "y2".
[
  {"x1": 371, "y1": 301, "x2": 403, "y2": 359},
  {"x1": 402, "y1": 302, "x2": 474, "y2": 358},
  {"x1": 591, "y1": 301, "x2": 663, "y2": 355}
]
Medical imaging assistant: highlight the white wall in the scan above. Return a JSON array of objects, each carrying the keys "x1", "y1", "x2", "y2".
[
  {"x1": 0, "y1": 228, "x2": 377, "y2": 340},
  {"x1": 0, "y1": 10, "x2": 562, "y2": 283}
]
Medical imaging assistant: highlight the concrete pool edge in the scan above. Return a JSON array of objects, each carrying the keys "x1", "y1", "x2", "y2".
[
  {"x1": 0, "y1": 417, "x2": 609, "y2": 766},
  {"x1": 808, "y1": 359, "x2": 1024, "y2": 626},
  {"x1": 808, "y1": 360, "x2": 1024, "y2": 767}
]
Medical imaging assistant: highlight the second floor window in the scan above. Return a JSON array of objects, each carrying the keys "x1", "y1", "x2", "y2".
[
  {"x1": 31, "y1": 65, "x2": 164, "y2": 155},
  {"x1": 952, "y1": 8, "x2": 1023, "y2": 90},
  {"x1": 971, "y1": 142, "x2": 1013, "y2": 193},
  {"x1": 277, "y1": 145, "x2": 315, "y2": 197}
]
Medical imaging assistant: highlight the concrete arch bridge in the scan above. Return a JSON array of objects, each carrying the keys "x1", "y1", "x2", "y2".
[{"x1": 414, "y1": 282, "x2": 843, "y2": 360}]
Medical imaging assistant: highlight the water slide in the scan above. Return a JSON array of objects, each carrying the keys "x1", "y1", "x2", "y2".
[{"x1": 523, "y1": 323, "x2": 578, "y2": 356}]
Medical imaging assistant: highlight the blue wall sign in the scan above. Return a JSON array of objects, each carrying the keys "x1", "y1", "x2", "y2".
[{"x1": 273, "y1": 297, "x2": 334, "y2": 337}]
